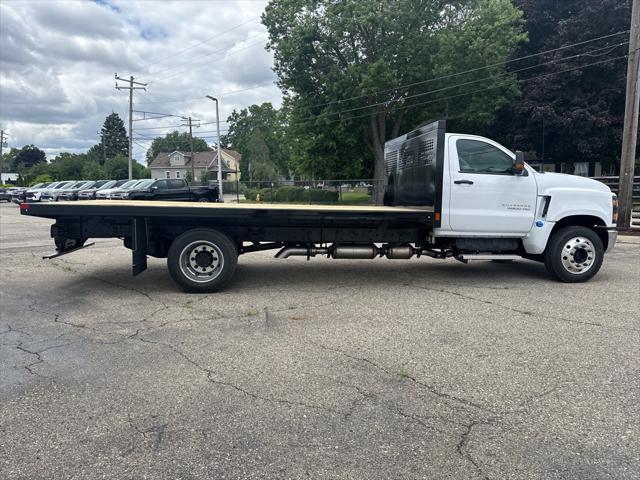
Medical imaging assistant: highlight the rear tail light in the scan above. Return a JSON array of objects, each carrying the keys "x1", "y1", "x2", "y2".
[{"x1": 612, "y1": 195, "x2": 618, "y2": 224}]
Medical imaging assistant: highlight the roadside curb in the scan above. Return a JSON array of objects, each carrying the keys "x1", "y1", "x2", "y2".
[{"x1": 618, "y1": 235, "x2": 640, "y2": 245}]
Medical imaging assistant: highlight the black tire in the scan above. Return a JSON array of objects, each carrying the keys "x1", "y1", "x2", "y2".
[
  {"x1": 167, "y1": 229, "x2": 237, "y2": 293},
  {"x1": 543, "y1": 226, "x2": 604, "y2": 283},
  {"x1": 197, "y1": 197, "x2": 209, "y2": 202}
]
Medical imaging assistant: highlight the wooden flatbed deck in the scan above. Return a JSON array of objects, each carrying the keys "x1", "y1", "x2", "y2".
[{"x1": 21, "y1": 200, "x2": 434, "y2": 223}]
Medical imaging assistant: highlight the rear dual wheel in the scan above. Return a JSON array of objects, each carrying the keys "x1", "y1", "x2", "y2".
[{"x1": 167, "y1": 229, "x2": 237, "y2": 293}]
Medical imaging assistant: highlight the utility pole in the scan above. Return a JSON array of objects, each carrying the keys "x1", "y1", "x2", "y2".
[
  {"x1": 618, "y1": 0, "x2": 640, "y2": 229},
  {"x1": 205, "y1": 96, "x2": 224, "y2": 201},
  {"x1": 115, "y1": 74, "x2": 147, "y2": 180},
  {"x1": 181, "y1": 116, "x2": 199, "y2": 182},
  {"x1": 0, "y1": 130, "x2": 7, "y2": 182}
]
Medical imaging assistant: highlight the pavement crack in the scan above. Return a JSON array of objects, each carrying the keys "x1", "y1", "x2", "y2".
[
  {"x1": 456, "y1": 421, "x2": 491, "y2": 480},
  {"x1": 305, "y1": 339, "x2": 493, "y2": 414},
  {"x1": 15, "y1": 343, "x2": 45, "y2": 377},
  {"x1": 134, "y1": 336, "x2": 346, "y2": 416},
  {"x1": 406, "y1": 283, "x2": 608, "y2": 329},
  {"x1": 50, "y1": 259, "x2": 166, "y2": 307}
]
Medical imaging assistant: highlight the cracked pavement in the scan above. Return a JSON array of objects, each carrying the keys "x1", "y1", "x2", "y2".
[{"x1": 1, "y1": 203, "x2": 639, "y2": 479}]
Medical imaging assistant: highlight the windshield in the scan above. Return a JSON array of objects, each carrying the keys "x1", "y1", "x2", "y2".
[
  {"x1": 92, "y1": 180, "x2": 110, "y2": 189},
  {"x1": 118, "y1": 180, "x2": 138, "y2": 189},
  {"x1": 72, "y1": 181, "x2": 91, "y2": 190},
  {"x1": 96, "y1": 181, "x2": 116, "y2": 190},
  {"x1": 132, "y1": 179, "x2": 154, "y2": 189},
  {"x1": 30, "y1": 183, "x2": 44, "y2": 189},
  {"x1": 55, "y1": 182, "x2": 74, "y2": 189}
]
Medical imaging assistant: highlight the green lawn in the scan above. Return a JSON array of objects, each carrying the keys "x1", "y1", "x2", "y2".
[{"x1": 339, "y1": 191, "x2": 371, "y2": 204}]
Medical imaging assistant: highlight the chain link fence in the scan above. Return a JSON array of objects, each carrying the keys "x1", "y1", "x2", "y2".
[{"x1": 219, "y1": 179, "x2": 383, "y2": 205}]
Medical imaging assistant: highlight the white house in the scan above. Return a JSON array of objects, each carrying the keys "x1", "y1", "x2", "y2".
[{"x1": 149, "y1": 149, "x2": 241, "y2": 182}]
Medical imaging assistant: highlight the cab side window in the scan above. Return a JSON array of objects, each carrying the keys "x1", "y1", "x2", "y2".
[
  {"x1": 154, "y1": 180, "x2": 169, "y2": 189},
  {"x1": 456, "y1": 139, "x2": 513, "y2": 174},
  {"x1": 168, "y1": 180, "x2": 185, "y2": 189}
]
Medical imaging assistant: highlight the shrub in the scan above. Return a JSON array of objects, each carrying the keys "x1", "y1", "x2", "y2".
[{"x1": 31, "y1": 174, "x2": 53, "y2": 185}]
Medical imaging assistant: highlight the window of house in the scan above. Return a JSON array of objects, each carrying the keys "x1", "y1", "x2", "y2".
[
  {"x1": 456, "y1": 139, "x2": 514, "y2": 174},
  {"x1": 175, "y1": 171, "x2": 181, "y2": 179},
  {"x1": 165, "y1": 171, "x2": 170, "y2": 179}
]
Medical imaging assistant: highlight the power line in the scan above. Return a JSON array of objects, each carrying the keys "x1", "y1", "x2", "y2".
[
  {"x1": 301, "y1": 30, "x2": 631, "y2": 112},
  {"x1": 149, "y1": 32, "x2": 268, "y2": 81},
  {"x1": 134, "y1": 80, "x2": 277, "y2": 105},
  {"x1": 140, "y1": 16, "x2": 261, "y2": 71},
  {"x1": 151, "y1": 34, "x2": 269, "y2": 84},
  {"x1": 293, "y1": 54, "x2": 629, "y2": 128},
  {"x1": 303, "y1": 41, "x2": 629, "y2": 120}
]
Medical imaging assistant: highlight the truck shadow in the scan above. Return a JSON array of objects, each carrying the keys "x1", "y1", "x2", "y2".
[{"x1": 50, "y1": 257, "x2": 612, "y2": 297}]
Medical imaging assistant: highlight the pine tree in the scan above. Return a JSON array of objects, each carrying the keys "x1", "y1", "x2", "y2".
[{"x1": 100, "y1": 113, "x2": 128, "y2": 164}]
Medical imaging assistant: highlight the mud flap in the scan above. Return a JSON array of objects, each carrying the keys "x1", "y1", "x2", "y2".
[{"x1": 132, "y1": 217, "x2": 148, "y2": 276}]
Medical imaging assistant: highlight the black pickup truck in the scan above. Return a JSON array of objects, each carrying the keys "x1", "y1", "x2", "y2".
[{"x1": 123, "y1": 179, "x2": 219, "y2": 202}]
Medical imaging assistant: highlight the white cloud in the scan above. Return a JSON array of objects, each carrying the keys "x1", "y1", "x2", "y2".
[{"x1": 0, "y1": 0, "x2": 280, "y2": 162}]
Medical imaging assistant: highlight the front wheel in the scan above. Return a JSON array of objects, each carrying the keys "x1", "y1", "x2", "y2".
[
  {"x1": 167, "y1": 229, "x2": 237, "y2": 293},
  {"x1": 543, "y1": 226, "x2": 604, "y2": 282}
]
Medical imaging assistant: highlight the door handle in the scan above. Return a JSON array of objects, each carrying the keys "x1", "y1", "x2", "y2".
[{"x1": 454, "y1": 180, "x2": 474, "y2": 185}]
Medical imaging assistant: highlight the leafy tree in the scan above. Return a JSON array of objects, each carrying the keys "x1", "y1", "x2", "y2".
[
  {"x1": 105, "y1": 155, "x2": 149, "y2": 180},
  {"x1": 492, "y1": 0, "x2": 633, "y2": 174},
  {"x1": 100, "y1": 113, "x2": 129, "y2": 164},
  {"x1": 32, "y1": 174, "x2": 53, "y2": 185},
  {"x1": 263, "y1": 0, "x2": 526, "y2": 203},
  {"x1": 2, "y1": 147, "x2": 20, "y2": 172},
  {"x1": 82, "y1": 161, "x2": 105, "y2": 180},
  {"x1": 49, "y1": 153, "x2": 87, "y2": 180},
  {"x1": 86, "y1": 144, "x2": 103, "y2": 164},
  {"x1": 246, "y1": 129, "x2": 277, "y2": 185},
  {"x1": 12, "y1": 145, "x2": 46, "y2": 169},
  {"x1": 145, "y1": 131, "x2": 209, "y2": 165},
  {"x1": 185, "y1": 170, "x2": 194, "y2": 183},
  {"x1": 222, "y1": 103, "x2": 290, "y2": 178},
  {"x1": 200, "y1": 170, "x2": 213, "y2": 183}
]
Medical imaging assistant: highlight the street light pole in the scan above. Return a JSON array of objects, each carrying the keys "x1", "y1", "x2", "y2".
[{"x1": 206, "y1": 96, "x2": 224, "y2": 202}]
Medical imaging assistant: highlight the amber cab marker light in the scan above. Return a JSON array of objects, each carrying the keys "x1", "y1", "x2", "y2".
[{"x1": 435, "y1": 212, "x2": 441, "y2": 222}]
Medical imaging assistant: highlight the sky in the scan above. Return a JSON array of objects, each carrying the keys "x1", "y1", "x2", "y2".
[{"x1": 0, "y1": 0, "x2": 281, "y2": 164}]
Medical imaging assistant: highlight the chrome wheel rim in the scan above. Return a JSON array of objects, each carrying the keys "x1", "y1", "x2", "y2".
[
  {"x1": 179, "y1": 240, "x2": 224, "y2": 283},
  {"x1": 560, "y1": 237, "x2": 596, "y2": 275}
]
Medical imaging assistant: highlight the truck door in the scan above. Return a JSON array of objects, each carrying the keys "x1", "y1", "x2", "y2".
[
  {"x1": 168, "y1": 179, "x2": 189, "y2": 201},
  {"x1": 447, "y1": 135, "x2": 537, "y2": 234}
]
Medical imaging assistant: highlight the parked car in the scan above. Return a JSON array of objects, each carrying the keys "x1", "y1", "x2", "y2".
[
  {"x1": 57, "y1": 181, "x2": 97, "y2": 201},
  {"x1": 78, "y1": 180, "x2": 126, "y2": 200},
  {"x1": 96, "y1": 179, "x2": 141, "y2": 199},
  {"x1": 0, "y1": 186, "x2": 21, "y2": 202},
  {"x1": 40, "y1": 181, "x2": 76, "y2": 202},
  {"x1": 25, "y1": 182, "x2": 63, "y2": 202},
  {"x1": 103, "y1": 179, "x2": 151, "y2": 200},
  {"x1": 125, "y1": 179, "x2": 219, "y2": 202},
  {"x1": 10, "y1": 187, "x2": 31, "y2": 204}
]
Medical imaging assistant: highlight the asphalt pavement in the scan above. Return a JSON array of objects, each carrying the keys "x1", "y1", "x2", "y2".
[{"x1": 1, "y1": 202, "x2": 639, "y2": 479}]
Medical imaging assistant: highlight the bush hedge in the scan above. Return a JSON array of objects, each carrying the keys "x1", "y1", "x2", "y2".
[{"x1": 245, "y1": 186, "x2": 339, "y2": 204}]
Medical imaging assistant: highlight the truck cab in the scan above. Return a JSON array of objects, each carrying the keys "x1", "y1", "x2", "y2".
[{"x1": 385, "y1": 121, "x2": 617, "y2": 282}]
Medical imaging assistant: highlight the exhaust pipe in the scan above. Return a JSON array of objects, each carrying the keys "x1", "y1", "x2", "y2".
[
  {"x1": 275, "y1": 244, "x2": 449, "y2": 261},
  {"x1": 275, "y1": 246, "x2": 329, "y2": 259}
]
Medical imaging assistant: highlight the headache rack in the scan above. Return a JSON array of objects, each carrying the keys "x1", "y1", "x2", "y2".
[{"x1": 384, "y1": 120, "x2": 445, "y2": 227}]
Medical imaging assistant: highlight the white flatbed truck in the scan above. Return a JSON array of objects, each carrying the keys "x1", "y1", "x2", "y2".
[{"x1": 20, "y1": 121, "x2": 618, "y2": 292}]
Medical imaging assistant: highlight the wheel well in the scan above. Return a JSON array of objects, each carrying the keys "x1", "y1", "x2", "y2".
[{"x1": 551, "y1": 215, "x2": 608, "y2": 250}]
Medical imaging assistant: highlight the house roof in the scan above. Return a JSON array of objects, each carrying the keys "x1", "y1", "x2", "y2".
[{"x1": 149, "y1": 149, "x2": 240, "y2": 172}]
